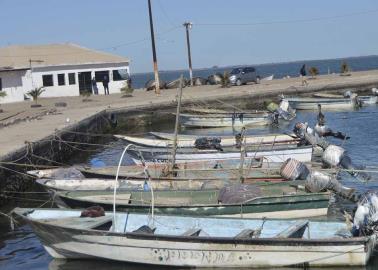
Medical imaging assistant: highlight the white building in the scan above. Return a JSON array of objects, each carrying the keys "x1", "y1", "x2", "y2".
[{"x1": 0, "y1": 43, "x2": 130, "y2": 103}]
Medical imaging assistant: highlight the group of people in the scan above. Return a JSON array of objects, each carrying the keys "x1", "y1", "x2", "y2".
[{"x1": 91, "y1": 76, "x2": 109, "y2": 95}]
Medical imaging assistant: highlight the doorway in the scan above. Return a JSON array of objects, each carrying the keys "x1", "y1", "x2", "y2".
[{"x1": 78, "y1": 72, "x2": 92, "y2": 94}]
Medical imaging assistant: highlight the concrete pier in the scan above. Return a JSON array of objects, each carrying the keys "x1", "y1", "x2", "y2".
[{"x1": 0, "y1": 70, "x2": 378, "y2": 198}]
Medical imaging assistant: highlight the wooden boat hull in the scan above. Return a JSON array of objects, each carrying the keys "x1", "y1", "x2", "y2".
[
  {"x1": 14, "y1": 209, "x2": 377, "y2": 267},
  {"x1": 130, "y1": 146, "x2": 313, "y2": 164}
]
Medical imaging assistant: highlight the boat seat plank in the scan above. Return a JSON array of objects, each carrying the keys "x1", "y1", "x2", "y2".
[
  {"x1": 275, "y1": 220, "x2": 309, "y2": 238},
  {"x1": 234, "y1": 229, "x2": 256, "y2": 239},
  {"x1": 42, "y1": 215, "x2": 112, "y2": 230},
  {"x1": 181, "y1": 228, "x2": 201, "y2": 237},
  {"x1": 82, "y1": 194, "x2": 131, "y2": 204}
]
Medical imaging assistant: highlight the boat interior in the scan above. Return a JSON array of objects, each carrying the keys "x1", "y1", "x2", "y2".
[{"x1": 19, "y1": 208, "x2": 351, "y2": 240}]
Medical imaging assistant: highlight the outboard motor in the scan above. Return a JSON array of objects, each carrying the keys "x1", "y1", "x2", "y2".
[
  {"x1": 372, "y1": 88, "x2": 378, "y2": 96},
  {"x1": 314, "y1": 105, "x2": 349, "y2": 140},
  {"x1": 294, "y1": 123, "x2": 370, "y2": 181},
  {"x1": 322, "y1": 145, "x2": 370, "y2": 181},
  {"x1": 314, "y1": 124, "x2": 350, "y2": 140},
  {"x1": 352, "y1": 191, "x2": 378, "y2": 236},
  {"x1": 280, "y1": 158, "x2": 356, "y2": 200}
]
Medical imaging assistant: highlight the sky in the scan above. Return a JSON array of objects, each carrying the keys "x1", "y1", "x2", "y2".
[{"x1": 0, "y1": 0, "x2": 377, "y2": 73}]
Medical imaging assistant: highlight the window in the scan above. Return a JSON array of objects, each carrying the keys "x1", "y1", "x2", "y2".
[
  {"x1": 68, "y1": 73, "x2": 76, "y2": 85},
  {"x1": 42, "y1": 74, "x2": 54, "y2": 87},
  {"x1": 112, "y1": 69, "x2": 129, "y2": 81},
  {"x1": 58, "y1": 74, "x2": 65, "y2": 86},
  {"x1": 95, "y1": 71, "x2": 109, "y2": 82},
  {"x1": 0, "y1": 78, "x2": 2, "y2": 91}
]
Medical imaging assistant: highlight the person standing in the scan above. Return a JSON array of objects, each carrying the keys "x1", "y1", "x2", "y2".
[
  {"x1": 300, "y1": 64, "x2": 308, "y2": 86},
  {"x1": 102, "y1": 75, "x2": 109, "y2": 95},
  {"x1": 91, "y1": 77, "x2": 98, "y2": 95}
]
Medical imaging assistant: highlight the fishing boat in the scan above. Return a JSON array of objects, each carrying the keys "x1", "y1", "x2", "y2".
[
  {"x1": 27, "y1": 158, "x2": 284, "y2": 182},
  {"x1": 13, "y1": 208, "x2": 376, "y2": 267},
  {"x1": 312, "y1": 93, "x2": 378, "y2": 105},
  {"x1": 282, "y1": 97, "x2": 360, "y2": 110},
  {"x1": 115, "y1": 134, "x2": 299, "y2": 148},
  {"x1": 52, "y1": 181, "x2": 330, "y2": 218},
  {"x1": 128, "y1": 145, "x2": 313, "y2": 165},
  {"x1": 180, "y1": 113, "x2": 272, "y2": 128},
  {"x1": 150, "y1": 131, "x2": 297, "y2": 142},
  {"x1": 183, "y1": 107, "x2": 267, "y2": 115},
  {"x1": 35, "y1": 178, "x2": 231, "y2": 192}
]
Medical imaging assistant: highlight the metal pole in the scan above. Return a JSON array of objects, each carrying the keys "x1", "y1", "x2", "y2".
[
  {"x1": 147, "y1": 0, "x2": 160, "y2": 94},
  {"x1": 183, "y1": 22, "x2": 193, "y2": 86},
  {"x1": 171, "y1": 75, "x2": 184, "y2": 170}
]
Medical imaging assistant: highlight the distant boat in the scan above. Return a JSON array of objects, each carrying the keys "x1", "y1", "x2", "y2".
[
  {"x1": 180, "y1": 113, "x2": 272, "y2": 128},
  {"x1": 14, "y1": 208, "x2": 377, "y2": 267},
  {"x1": 262, "y1": 74, "x2": 274, "y2": 81},
  {"x1": 282, "y1": 97, "x2": 360, "y2": 110}
]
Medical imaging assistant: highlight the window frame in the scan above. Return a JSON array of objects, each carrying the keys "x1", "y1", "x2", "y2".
[
  {"x1": 57, "y1": 73, "x2": 65, "y2": 86},
  {"x1": 68, "y1": 73, "x2": 76, "y2": 85},
  {"x1": 42, "y1": 74, "x2": 54, "y2": 87},
  {"x1": 94, "y1": 71, "x2": 110, "y2": 82},
  {"x1": 112, "y1": 69, "x2": 129, "y2": 81}
]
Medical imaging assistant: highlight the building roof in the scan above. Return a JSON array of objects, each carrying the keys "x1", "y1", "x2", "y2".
[{"x1": 0, "y1": 43, "x2": 129, "y2": 70}]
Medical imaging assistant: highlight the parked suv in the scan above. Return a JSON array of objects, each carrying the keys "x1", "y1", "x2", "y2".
[{"x1": 229, "y1": 67, "x2": 260, "y2": 86}]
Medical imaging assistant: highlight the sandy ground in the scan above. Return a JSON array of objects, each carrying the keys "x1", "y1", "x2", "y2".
[{"x1": 1, "y1": 70, "x2": 378, "y2": 158}]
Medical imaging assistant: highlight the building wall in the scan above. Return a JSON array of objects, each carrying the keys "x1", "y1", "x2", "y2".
[
  {"x1": 0, "y1": 62, "x2": 129, "y2": 104},
  {"x1": 33, "y1": 62, "x2": 130, "y2": 97},
  {"x1": 0, "y1": 70, "x2": 28, "y2": 103}
]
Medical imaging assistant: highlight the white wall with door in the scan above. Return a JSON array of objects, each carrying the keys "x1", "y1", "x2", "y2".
[{"x1": 32, "y1": 62, "x2": 130, "y2": 98}]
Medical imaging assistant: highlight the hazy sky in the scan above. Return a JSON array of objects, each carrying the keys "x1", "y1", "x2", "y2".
[{"x1": 1, "y1": 0, "x2": 377, "y2": 73}]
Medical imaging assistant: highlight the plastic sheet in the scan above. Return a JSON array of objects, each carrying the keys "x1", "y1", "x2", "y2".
[
  {"x1": 218, "y1": 184, "x2": 262, "y2": 204},
  {"x1": 322, "y1": 145, "x2": 345, "y2": 167},
  {"x1": 353, "y1": 191, "x2": 378, "y2": 236},
  {"x1": 46, "y1": 167, "x2": 85, "y2": 179}
]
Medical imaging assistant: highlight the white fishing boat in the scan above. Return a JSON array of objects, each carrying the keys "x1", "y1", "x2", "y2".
[
  {"x1": 13, "y1": 208, "x2": 378, "y2": 267},
  {"x1": 180, "y1": 113, "x2": 272, "y2": 128},
  {"x1": 129, "y1": 145, "x2": 313, "y2": 165},
  {"x1": 262, "y1": 74, "x2": 274, "y2": 81},
  {"x1": 283, "y1": 97, "x2": 359, "y2": 110},
  {"x1": 115, "y1": 134, "x2": 298, "y2": 148}
]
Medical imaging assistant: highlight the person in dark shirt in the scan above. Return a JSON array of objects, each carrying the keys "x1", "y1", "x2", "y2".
[
  {"x1": 300, "y1": 64, "x2": 308, "y2": 86},
  {"x1": 102, "y1": 75, "x2": 109, "y2": 95}
]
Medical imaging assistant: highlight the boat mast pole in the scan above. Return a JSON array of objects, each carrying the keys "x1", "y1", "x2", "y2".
[
  {"x1": 239, "y1": 127, "x2": 246, "y2": 183},
  {"x1": 147, "y1": 0, "x2": 160, "y2": 94},
  {"x1": 171, "y1": 75, "x2": 184, "y2": 171},
  {"x1": 183, "y1": 22, "x2": 193, "y2": 86}
]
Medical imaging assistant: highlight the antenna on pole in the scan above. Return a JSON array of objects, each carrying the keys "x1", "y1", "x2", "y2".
[
  {"x1": 183, "y1": 22, "x2": 193, "y2": 87},
  {"x1": 147, "y1": 0, "x2": 160, "y2": 95}
]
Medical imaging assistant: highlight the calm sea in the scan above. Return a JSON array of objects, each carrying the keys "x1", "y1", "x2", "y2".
[
  {"x1": 2, "y1": 54, "x2": 378, "y2": 269},
  {"x1": 131, "y1": 55, "x2": 378, "y2": 89}
]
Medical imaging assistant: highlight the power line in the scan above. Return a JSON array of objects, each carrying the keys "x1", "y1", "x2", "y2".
[
  {"x1": 0, "y1": 26, "x2": 181, "y2": 58},
  {"x1": 195, "y1": 9, "x2": 378, "y2": 26}
]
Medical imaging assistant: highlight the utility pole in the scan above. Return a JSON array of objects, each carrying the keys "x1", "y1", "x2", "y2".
[
  {"x1": 183, "y1": 22, "x2": 193, "y2": 86},
  {"x1": 147, "y1": 0, "x2": 160, "y2": 94}
]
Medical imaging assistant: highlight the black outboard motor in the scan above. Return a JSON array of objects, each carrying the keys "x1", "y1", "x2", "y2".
[
  {"x1": 194, "y1": 137, "x2": 222, "y2": 151},
  {"x1": 280, "y1": 158, "x2": 356, "y2": 200},
  {"x1": 315, "y1": 104, "x2": 349, "y2": 140}
]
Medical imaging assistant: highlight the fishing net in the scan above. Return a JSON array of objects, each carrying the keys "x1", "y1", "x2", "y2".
[{"x1": 194, "y1": 137, "x2": 222, "y2": 151}]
